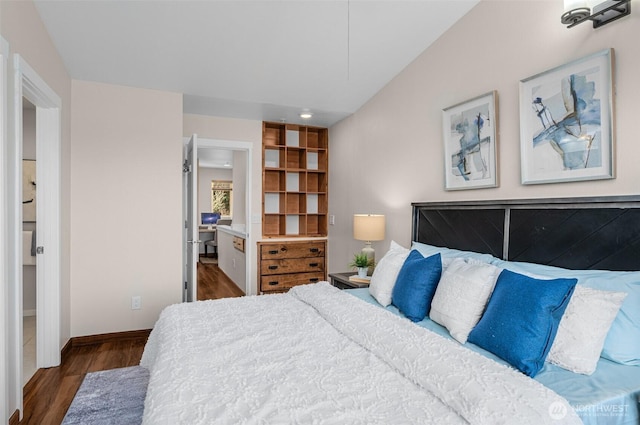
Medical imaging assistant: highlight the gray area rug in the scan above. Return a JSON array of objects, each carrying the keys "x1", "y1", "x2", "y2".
[
  {"x1": 200, "y1": 256, "x2": 218, "y2": 264},
  {"x1": 62, "y1": 365, "x2": 149, "y2": 425}
]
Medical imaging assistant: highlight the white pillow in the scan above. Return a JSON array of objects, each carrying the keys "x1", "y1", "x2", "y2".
[
  {"x1": 429, "y1": 258, "x2": 501, "y2": 344},
  {"x1": 547, "y1": 285, "x2": 627, "y2": 375},
  {"x1": 368, "y1": 241, "x2": 410, "y2": 306}
]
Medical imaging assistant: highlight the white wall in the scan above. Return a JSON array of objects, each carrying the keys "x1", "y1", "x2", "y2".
[
  {"x1": 183, "y1": 114, "x2": 262, "y2": 294},
  {"x1": 1, "y1": 0, "x2": 72, "y2": 420},
  {"x1": 22, "y1": 106, "x2": 35, "y2": 160},
  {"x1": 328, "y1": 0, "x2": 640, "y2": 273},
  {"x1": 70, "y1": 80, "x2": 183, "y2": 336}
]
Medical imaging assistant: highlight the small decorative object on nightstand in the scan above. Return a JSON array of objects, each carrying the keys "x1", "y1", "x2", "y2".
[
  {"x1": 329, "y1": 272, "x2": 370, "y2": 290},
  {"x1": 348, "y1": 252, "x2": 373, "y2": 278}
]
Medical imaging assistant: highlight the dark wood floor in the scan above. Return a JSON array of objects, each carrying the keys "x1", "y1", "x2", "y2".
[
  {"x1": 197, "y1": 259, "x2": 245, "y2": 300},
  {"x1": 18, "y1": 259, "x2": 243, "y2": 425}
]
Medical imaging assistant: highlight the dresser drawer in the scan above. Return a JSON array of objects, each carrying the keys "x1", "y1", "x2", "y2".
[
  {"x1": 260, "y1": 242, "x2": 325, "y2": 260},
  {"x1": 260, "y1": 272, "x2": 325, "y2": 292},
  {"x1": 261, "y1": 258, "x2": 325, "y2": 275},
  {"x1": 257, "y1": 239, "x2": 327, "y2": 294},
  {"x1": 233, "y1": 236, "x2": 245, "y2": 252}
]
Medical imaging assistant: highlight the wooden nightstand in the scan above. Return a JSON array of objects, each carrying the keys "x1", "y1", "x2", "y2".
[{"x1": 329, "y1": 272, "x2": 370, "y2": 289}]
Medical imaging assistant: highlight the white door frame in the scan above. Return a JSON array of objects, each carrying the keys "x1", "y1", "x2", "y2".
[
  {"x1": 10, "y1": 54, "x2": 62, "y2": 414},
  {"x1": 183, "y1": 137, "x2": 253, "y2": 297},
  {"x1": 0, "y1": 35, "x2": 10, "y2": 423}
]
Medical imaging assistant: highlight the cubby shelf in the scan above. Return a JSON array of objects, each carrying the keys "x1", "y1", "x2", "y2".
[{"x1": 262, "y1": 122, "x2": 329, "y2": 237}]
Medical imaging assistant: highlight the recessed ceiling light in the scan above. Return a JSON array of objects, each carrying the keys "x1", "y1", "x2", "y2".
[
  {"x1": 300, "y1": 110, "x2": 313, "y2": 119},
  {"x1": 223, "y1": 161, "x2": 231, "y2": 167}
]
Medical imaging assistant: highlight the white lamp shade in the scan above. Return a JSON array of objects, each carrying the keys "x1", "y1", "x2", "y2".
[
  {"x1": 564, "y1": 0, "x2": 589, "y2": 12},
  {"x1": 353, "y1": 214, "x2": 385, "y2": 241}
]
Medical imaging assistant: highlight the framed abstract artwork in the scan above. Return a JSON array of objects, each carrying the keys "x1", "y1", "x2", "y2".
[
  {"x1": 442, "y1": 91, "x2": 498, "y2": 190},
  {"x1": 519, "y1": 48, "x2": 614, "y2": 185}
]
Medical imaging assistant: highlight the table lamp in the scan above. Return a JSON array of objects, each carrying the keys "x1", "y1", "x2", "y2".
[{"x1": 353, "y1": 214, "x2": 385, "y2": 267}]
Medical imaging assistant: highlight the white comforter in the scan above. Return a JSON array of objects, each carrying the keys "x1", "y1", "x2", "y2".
[{"x1": 140, "y1": 282, "x2": 582, "y2": 425}]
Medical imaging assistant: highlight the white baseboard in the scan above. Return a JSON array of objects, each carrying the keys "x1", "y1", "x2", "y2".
[{"x1": 23, "y1": 309, "x2": 36, "y2": 317}]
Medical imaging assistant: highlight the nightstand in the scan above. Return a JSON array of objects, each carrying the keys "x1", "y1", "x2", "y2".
[{"x1": 329, "y1": 272, "x2": 370, "y2": 289}]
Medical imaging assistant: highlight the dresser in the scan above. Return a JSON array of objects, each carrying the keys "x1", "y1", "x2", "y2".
[{"x1": 257, "y1": 240, "x2": 327, "y2": 293}]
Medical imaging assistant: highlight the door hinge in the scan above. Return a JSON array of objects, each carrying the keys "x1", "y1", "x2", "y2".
[
  {"x1": 184, "y1": 281, "x2": 188, "y2": 290},
  {"x1": 183, "y1": 160, "x2": 191, "y2": 173},
  {"x1": 36, "y1": 246, "x2": 44, "y2": 254}
]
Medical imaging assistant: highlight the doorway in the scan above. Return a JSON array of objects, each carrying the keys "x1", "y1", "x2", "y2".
[
  {"x1": 183, "y1": 137, "x2": 253, "y2": 301},
  {"x1": 21, "y1": 99, "x2": 37, "y2": 385},
  {"x1": 10, "y1": 54, "x2": 62, "y2": 414}
]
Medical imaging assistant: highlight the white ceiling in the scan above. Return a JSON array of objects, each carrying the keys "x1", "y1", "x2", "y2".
[
  {"x1": 34, "y1": 0, "x2": 478, "y2": 129},
  {"x1": 198, "y1": 147, "x2": 234, "y2": 169}
]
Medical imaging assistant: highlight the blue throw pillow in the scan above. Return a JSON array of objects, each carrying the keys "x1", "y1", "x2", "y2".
[
  {"x1": 467, "y1": 269, "x2": 577, "y2": 377},
  {"x1": 391, "y1": 250, "x2": 442, "y2": 322},
  {"x1": 492, "y1": 259, "x2": 640, "y2": 366}
]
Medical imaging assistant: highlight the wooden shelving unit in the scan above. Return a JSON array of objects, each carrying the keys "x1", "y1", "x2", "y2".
[{"x1": 262, "y1": 122, "x2": 328, "y2": 238}]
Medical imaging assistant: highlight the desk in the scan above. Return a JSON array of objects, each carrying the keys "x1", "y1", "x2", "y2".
[{"x1": 198, "y1": 225, "x2": 216, "y2": 234}]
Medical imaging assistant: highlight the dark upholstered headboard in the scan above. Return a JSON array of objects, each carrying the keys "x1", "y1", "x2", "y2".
[{"x1": 412, "y1": 196, "x2": 640, "y2": 272}]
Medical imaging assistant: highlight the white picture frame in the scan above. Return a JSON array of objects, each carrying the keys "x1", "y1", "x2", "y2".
[
  {"x1": 442, "y1": 91, "x2": 498, "y2": 190},
  {"x1": 519, "y1": 48, "x2": 615, "y2": 185}
]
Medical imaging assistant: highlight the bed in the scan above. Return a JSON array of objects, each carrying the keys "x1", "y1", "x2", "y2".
[{"x1": 140, "y1": 195, "x2": 640, "y2": 425}]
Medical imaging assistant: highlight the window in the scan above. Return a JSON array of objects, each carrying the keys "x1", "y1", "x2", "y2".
[{"x1": 211, "y1": 180, "x2": 232, "y2": 217}]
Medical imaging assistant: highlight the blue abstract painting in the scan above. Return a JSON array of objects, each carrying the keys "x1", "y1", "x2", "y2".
[
  {"x1": 531, "y1": 69, "x2": 601, "y2": 170},
  {"x1": 443, "y1": 91, "x2": 497, "y2": 190},
  {"x1": 520, "y1": 49, "x2": 614, "y2": 184}
]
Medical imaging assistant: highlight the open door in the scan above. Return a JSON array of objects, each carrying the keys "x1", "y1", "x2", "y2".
[{"x1": 183, "y1": 134, "x2": 199, "y2": 302}]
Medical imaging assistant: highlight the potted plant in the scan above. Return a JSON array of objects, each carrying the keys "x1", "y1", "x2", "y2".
[{"x1": 349, "y1": 252, "x2": 373, "y2": 278}]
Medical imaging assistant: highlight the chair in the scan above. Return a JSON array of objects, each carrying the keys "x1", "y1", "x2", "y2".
[
  {"x1": 204, "y1": 233, "x2": 217, "y2": 258},
  {"x1": 203, "y1": 219, "x2": 231, "y2": 258}
]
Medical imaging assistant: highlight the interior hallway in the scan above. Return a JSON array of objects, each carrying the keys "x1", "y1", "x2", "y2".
[
  {"x1": 23, "y1": 315, "x2": 37, "y2": 386},
  {"x1": 197, "y1": 256, "x2": 245, "y2": 300}
]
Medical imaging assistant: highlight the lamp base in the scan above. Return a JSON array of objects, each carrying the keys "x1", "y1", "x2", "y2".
[{"x1": 361, "y1": 242, "x2": 375, "y2": 276}]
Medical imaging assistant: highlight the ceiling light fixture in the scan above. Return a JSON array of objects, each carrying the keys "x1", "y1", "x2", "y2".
[
  {"x1": 561, "y1": 0, "x2": 631, "y2": 28},
  {"x1": 300, "y1": 110, "x2": 313, "y2": 119},
  {"x1": 223, "y1": 161, "x2": 231, "y2": 167}
]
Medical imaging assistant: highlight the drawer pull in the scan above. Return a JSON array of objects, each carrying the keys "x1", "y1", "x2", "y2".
[
  {"x1": 268, "y1": 265, "x2": 278, "y2": 270},
  {"x1": 268, "y1": 250, "x2": 278, "y2": 255},
  {"x1": 309, "y1": 248, "x2": 319, "y2": 253},
  {"x1": 268, "y1": 281, "x2": 279, "y2": 286},
  {"x1": 309, "y1": 278, "x2": 319, "y2": 283},
  {"x1": 309, "y1": 262, "x2": 319, "y2": 268}
]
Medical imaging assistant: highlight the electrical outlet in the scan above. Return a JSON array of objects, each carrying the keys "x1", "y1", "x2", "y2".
[
  {"x1": 131, "y1": 296, "x2": 141, "y2": 310},
  {"x1": 232, "y1": 258, "x2": 236, "y2": 268},
  {"x1": 329, "y1": 215, "x2": 335, "y2": 225}
]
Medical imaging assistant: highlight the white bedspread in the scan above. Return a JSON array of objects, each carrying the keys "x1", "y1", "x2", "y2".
[{"x1": 140, "y1": 282, "x2": 582, "y2": 425}]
